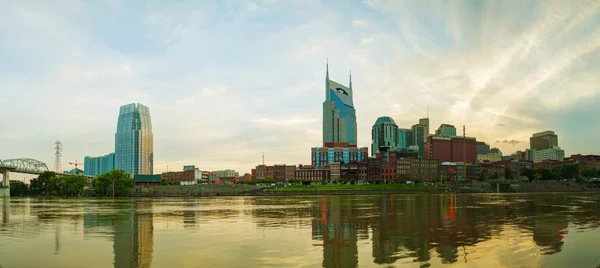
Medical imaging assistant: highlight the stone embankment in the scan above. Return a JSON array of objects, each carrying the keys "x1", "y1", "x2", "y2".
[{"x1": 129, "y1": 184, "x2": 265, "y2": 197}]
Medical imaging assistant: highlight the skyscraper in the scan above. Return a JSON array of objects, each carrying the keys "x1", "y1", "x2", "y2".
[
  {"x1": 411, "y1": 124, "x2": 426, "y2": 158},
  {"x1": 419, "y1": 118, "x2": 430, "y2": 137},
  {"x1": 371, "y1": 116, "x2": 399, "y2": 156},
  {"x1": 435, "y1": 124, "x2": 457, "y2": 138},
  {"x1": 323, "y1": 63, "x2": 357, "y2": 146},
  {"x1": 530, "y1": 130, "x2": 558, "y2": 150},
  {"x1": 397, "y1": 128, "x2": 413, "y2": 148},
  {"x1": 115, "y1": 103, "x2": 154, "y2": 175},
  {"x1": 84, "y1": 153, "x2": 115, "y2": 176}
]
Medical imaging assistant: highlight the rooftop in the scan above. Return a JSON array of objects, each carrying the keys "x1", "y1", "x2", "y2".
[{"x1": 374, "y1": 116, "x2": 397, "y2": 126}]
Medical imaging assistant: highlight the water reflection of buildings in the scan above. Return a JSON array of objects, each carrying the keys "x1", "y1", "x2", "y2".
[
  {"x1": 83, "y1": 200, "x2": 154, "y2": 268},
  {"x1": 311, "y1": 196, "x2": 370, "y2": 268},
  {"x1": 114, "y1": 201, "x2": 153, "y2": 268}
]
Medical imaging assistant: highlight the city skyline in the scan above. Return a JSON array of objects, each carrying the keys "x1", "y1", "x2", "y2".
[{"x1": 1, "y1": 1, "x2": 599, "y2": 174}]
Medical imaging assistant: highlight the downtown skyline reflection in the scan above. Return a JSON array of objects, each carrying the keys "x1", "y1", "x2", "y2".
[{"x1": 1, "y1": 194, "x2": 600, "y2": 267}]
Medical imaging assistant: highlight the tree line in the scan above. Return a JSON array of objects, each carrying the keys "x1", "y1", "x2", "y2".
[{"x1": 9, "y1": 169, "x2": 133, "y2": 197}]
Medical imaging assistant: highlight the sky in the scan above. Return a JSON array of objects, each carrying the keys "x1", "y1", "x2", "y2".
[{"x1": 1, "y1": 0, "x2": 600, "y2": 176}]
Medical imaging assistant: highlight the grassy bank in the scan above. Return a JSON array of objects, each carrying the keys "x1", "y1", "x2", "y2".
[{"x1": 267, "y1": 184, "x2": 446, "y2": 192}]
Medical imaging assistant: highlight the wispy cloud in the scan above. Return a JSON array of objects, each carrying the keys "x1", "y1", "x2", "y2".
[{"x1": 1, "y1": 0, "x2": 599, "y2": 174}]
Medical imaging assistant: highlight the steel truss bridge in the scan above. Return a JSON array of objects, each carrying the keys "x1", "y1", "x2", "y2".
[{"x1": 1, "y1": 158, "x2": 51, "y2": 197}]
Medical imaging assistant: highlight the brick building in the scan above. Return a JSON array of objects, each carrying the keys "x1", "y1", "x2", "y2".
[
  {"x1": 495, "y1": 160, "x2": 533, "y2": 179},
  {"x1": 533, "y1": 159, "x2": 576, "y2": 170},
  {"x1": 405, "y1": 158, "x2": 439, "y2": 182},
  {"x1": 479, "y1": 162, "x2": 506, "y2": 179},
  {"x1": 251, "y1": 164, "x2": 296, "y2": 182},
  {"x1": 425, "y1": 136, "x2": 477, "y2": 164},
  {"x1": 295, "y1": 165, "x2": 331, "y2": 181},
  {"x1": 161, "y1": 170, "x2": 197, "y2": 185},
  {"x1": 567, "y1": 154, "x2": 600, "y2": 169}
]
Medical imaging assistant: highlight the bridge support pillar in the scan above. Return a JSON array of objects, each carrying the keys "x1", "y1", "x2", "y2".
[{"x1": 0, "y1": 170, "x2": 9, "y2": 197}]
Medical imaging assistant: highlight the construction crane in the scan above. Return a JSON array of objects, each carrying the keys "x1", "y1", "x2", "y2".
[{"x1": 69, "y1": 160, "x2": 84, "y2": 171}]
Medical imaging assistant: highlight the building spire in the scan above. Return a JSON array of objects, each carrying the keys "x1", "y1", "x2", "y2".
[
  {"x1": 326, "y1": 58, "x2": 329, "y2": 78},
  {"x1": 325, "y1": 58, "x2": 330, "y2": 100},
  {"x1": 349, "y1": 69, "x2": 352, "y2": 89}
]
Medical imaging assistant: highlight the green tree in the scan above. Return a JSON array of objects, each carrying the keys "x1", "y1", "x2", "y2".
[
  {"x1": 94, "y1": 169, "x2": 134, "y2": 197},
  {"x1": 504, "y1": 168, "x2": 513, "y2": 180},
  {"x1": 581, "y1": 168, "x2": 598, "y2": 178},
  {"x1": 46, "y1": 174, "x2": 86, "y2": 196},
  {"x1": 29, "y1": 171, "x2": 56, "y2": 195},
  {"x1": 491, "y1": 172, "x2": 499, "y2": 180},
  {"x1": 522, "y1": 168, "x2": 535, "y2": 181},
  {"x1": 9, "y1": 180, "x2": 28, "y2": 196},
  {"x1": 560, "y1": 163, "x2": 580, "y2": 180},
  {"x1": 536, "y1": 168, "x2": 552, "y2": 180},
  {"x1": 478, "y1": 169, "x2": 488, "y2": 181}
]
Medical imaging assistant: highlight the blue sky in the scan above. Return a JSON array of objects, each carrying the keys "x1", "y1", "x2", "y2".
[{"x1": 1, "y1": 0, "x2": 599, "y2": 175}]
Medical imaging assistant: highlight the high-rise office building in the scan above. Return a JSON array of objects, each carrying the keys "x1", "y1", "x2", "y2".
[
  {"x1": 530, "y1": 130, "x2": 558, "y2": 150},
  {"x1": 419, "y1": 118, "x2": 430, "y2": 137},
  {"x1": 115, "y1": 103, "x2": 154, "y2": 175},
  {"x1": 435, "y1": 124, "x2": 456, "y2": 138},
  {"x1": 476, "y1": 141, "x2": 490, "y2": 155},
  {"x1": 411, "y1": 124, "x2": 426, "y2": 158},
  {"x1": 397, "y1": 128, "x2": 413, "y2": 148},
  {"x1": 323, "y1": 63, "x2": 357, "y2": 146},
  {"x1": 371, "y1": 116, "x2": 399, "y2": 156},
  {"x1": 84, "y1": 153, "x2": 115, "y2": 176}
]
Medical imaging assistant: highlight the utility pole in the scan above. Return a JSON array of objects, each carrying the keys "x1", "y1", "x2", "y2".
[{"x1": 463, "y1": 125, "x2": 467, "y2": 182}]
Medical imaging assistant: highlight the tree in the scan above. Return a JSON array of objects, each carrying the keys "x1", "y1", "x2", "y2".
[
  {"x1": 46, "y1": 174, "x2": 87, "y2": 196},
  {"x1": 536, "y1": 168, "x2": 553, "y2": 181},
  {"x1": 522, "y1": 168, "x2": 535, "y2": 181},
  {"x1": 29, "y1": 171, "x2": 56, "y2": 195},
  {"x1": 560, "y1": 163, "x2": 580, "y2": 180},
  {"x1": 581, "y1": 168, "x2": 598, "y2": 178},
  {"x1": 491, "y1": 172, "x2": 499, "y2": 180},
  {"x1": 94, "y1": 169, "x2": 134, "y2": 197},
  {"x1": 9, "y1": 180, "x2": 28, "y2": 196},
  {"x1": 478, "y1": 169, "x2": 488, "y2": 181}
]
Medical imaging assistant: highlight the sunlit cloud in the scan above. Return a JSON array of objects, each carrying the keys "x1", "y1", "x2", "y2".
[{"x1": 1, "y1": 0, "x2": 599, "y2": 174}]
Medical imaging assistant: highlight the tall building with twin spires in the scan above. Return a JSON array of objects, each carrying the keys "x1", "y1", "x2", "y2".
[{"x1": 322, "y1": 63, "x2": 357, "y2": 146}]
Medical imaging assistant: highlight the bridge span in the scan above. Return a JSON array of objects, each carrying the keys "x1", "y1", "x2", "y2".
[{"x1": 0, "y1": 158, "x2": 50, "y2": 197}]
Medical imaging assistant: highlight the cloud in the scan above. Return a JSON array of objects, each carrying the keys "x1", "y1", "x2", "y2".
[
  {"x1": 352, "y1": 19, "x2": 370, "y2": 28},
  {"x1": 495, "y1": 140, "x2": 525, "y2": 146},
  {"x1": 202, "y1": 85, "x2": 229, "y2": 97},
  {"x1": 1, "y1": 0, "x2": 599, "y2": 174}
]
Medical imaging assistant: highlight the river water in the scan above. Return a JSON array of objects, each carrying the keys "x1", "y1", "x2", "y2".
[{"x1": 1, "y1": 194, "x2": 600, "y2": 268}]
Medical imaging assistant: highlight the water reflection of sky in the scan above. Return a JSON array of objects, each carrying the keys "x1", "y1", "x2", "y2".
[{"x1": 1, "y1": 194, "x2": 600, "y2": 267}]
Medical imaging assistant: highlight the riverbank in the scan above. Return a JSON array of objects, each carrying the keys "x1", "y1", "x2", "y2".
[{"x1": 125, "y1": 182, "x2": 600, "y2": 197}]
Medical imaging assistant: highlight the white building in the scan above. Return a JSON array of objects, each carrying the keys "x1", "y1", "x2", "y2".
[{"x1": 533, "y1": 146, "x2": 565, "y2": 163}]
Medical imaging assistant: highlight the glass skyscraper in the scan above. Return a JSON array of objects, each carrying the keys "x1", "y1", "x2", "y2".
[
  {"x1": 322, "y1": 63, "x2": 357, "y2": 146},
  {"x1": 115, "y1": 103, "x2": 154, "y2": 175},
  {"x1": 84, "y1": 153, "x2": 115, "y2": 176},
  {"x1": 371, "y1": 116, "x2": 399, "y2": 156}
]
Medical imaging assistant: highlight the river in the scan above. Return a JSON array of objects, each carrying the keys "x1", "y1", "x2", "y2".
[{"x1": 1, "y1": 193, "x2": 600, "y2": 268}]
